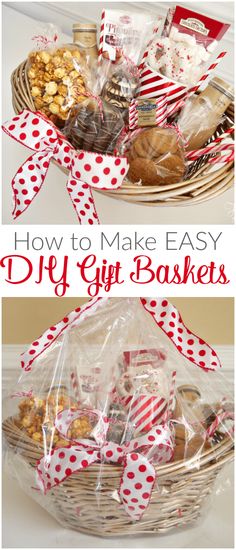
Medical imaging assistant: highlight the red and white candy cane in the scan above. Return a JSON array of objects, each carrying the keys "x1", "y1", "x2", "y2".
[
  {"x1": 36, "y1": 407, "x2": 173, "y2": 520},
  {"x1": 186, "y1": 141, "x2": 234, "y2": 162},
  {"x1": 206, "y1": 410, "x2": 234, "y2": 439},
  {"x1": 188, "y1": 52, "x2": 227, "y2": 96},
  {"x1": 20, "y1": 297, "x2": 221, "y2": 373},
  {"x1": 2, "y1": 110, "x2": 129, "y2": 225},
  {"x1": 98, "y1": 9, "x2": 105, "y2": 61},
  {"x1": 208, "y1": 150, "x2": 234, "y2": 165},
  {"x1": 129, "y1": 99, "x2": 139, "y2": 130},
  {"x1": 186, "y1": 127, "x2": 235, "y2": 159}
]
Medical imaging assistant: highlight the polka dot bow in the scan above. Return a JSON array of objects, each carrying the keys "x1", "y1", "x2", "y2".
[
  {"x1": 2, "y1": 110, "x2": 129, "y2": 225},
  {"x1": 36, "y1": 408, "x2": 173, "y2": 521},
  {"x1": 20, "y1": 297, "x2": 221, "y2": 373}
]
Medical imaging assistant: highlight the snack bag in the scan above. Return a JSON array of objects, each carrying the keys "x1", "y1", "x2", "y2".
[
  {"x1": 99, "y1": 9, "x2": 155, "y2": 64},
  {"x1": 101, "y1": 60, "x2": 140, "y2": 120},
  {"x1": 97, "y1": 9, "x2": 155, "y2": 116},
  {"x1": 3, "y1": 298, "x2": 233, "y2": 536},
  {"x1": 124, "y1": 126, "x2": 186, "y2": 185},
  {"x1": 146, "y1": 6, "x2": 230, "y2": 87},
  {"x1": 27, "y1": 28, "x2": 90, "y2": 127},
  {"x1": 139, "y1": 6, "x2": 230, "y2": 104},
  {"x1": 63, "y1": 96, "x2": 125, "y2": 154}
]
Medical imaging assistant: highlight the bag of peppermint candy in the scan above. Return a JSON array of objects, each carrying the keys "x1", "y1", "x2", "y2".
[{"x1": 139, "y1": 5, "x2": 230, "y2": 104}]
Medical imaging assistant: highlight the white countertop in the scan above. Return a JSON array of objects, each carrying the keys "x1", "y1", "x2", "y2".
[{"x1": 3, "y1": 462, "x2": 234, "y2": 548}]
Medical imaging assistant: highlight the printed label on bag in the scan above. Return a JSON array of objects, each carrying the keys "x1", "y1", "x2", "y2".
[
  {"x1": 136, "y1": 99, "x2": 158, "y2": 126},
  {"x1": 180, "y1": 18, "x2": 209, "y2": 36}
]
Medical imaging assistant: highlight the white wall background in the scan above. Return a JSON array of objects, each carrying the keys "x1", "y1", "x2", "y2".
[
  {"x1": 2, "y1": 2, "x2": 234, "y2": 225},
  {"x1": 2, "y1": 343, "x2": 234, "y2": 392}
]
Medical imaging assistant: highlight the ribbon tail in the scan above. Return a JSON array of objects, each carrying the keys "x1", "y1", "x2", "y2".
[
  {"x1": 67, "y1": 176, "x2": 99, "y2": 225},
  {"x1": 36, "y1": 446, "x2": 100, "y2": 494},
  {"x1": 140, "y1": 298, "x2": 221, "y2": 371},
  {"x1": 119, "y1": 454, "x2": 156, "y2": 520},
  {"x1": 12, "y1": 150, "x2": 53, "y2": 219}
]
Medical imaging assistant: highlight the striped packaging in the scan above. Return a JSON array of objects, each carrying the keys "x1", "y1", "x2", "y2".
[
  {"x1": 129, "y1": 97, "x2": 168, "y2": 130},
  {"x1": 128, "y1": 393, "x2": 168, "y2": 435},
  {"x1": 138, "y1": 65, "x2": 189, "y2": 103},
  {"x1": 138, "y1": 52, "x2": 226, "y2": 104}
]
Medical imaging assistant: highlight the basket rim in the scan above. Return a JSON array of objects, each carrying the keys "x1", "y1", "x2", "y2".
[{"x1": 3, "y1": 416, "x2": 234, "y2": 479}]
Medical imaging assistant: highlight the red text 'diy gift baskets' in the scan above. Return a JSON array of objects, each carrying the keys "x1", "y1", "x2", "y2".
[{"x1": 3, "y1": 298, "x2": 234, "y2": 536}]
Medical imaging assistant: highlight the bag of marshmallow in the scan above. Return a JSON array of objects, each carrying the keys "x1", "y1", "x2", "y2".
[{"x1": 139, "y1": 6, "x2": 230, "y2": 101}]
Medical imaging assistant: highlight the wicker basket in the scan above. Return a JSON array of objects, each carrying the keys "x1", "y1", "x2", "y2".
[
  {"x1": 11, "y1": 60, "x2": 234, "y2": 207},
  {"x1": 3, "y1": 416, "x2": 234, "y2": 537}
]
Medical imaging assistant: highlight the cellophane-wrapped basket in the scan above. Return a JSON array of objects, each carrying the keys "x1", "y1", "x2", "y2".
[{"x1": 3, "y1": 298, "x2": 234, "y2": 537}]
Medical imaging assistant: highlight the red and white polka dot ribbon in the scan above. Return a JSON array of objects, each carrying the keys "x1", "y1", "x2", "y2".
[
  {"x1": 36, "y1": 407, "x2": 173, "y2": 520},
  {"x1": 140, "y1": 298, "x2": 221, "y2": 371},
  {"x1": 20, "y1": 297, "x2": 221, "y2": 374},
  {"x1": 2, "y1": 110, "x2": 129, "y2": 225}
]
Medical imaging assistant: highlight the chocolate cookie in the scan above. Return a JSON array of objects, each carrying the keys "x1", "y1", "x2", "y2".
[
  {"x1": 103, "y1": 91, "x2": 129, "y2": 109},
  {"x1": 82, "y1": 110, "x2": 102, "y2": 151},
  {"x1": 104, "y1": 82, "x2": 129, "y2": 99},
  {"x1": 112, "y1": 72, "x2": 138, "y2": 95},
  {"x1": 64, "y1": 98, "x2": 124, "y2": 154},
  {"x1": 102, "y1": 70, "x2": 138, "y2": 111}
]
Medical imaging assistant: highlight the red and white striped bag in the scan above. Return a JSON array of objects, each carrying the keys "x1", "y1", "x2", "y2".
[{"x1": 138, "y1": 51, "x2": 227, "y2": 105}]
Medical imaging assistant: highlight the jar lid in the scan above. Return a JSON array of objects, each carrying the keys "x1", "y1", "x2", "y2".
[
  {"x1": 177, "y1": 385, "x2": 201, "y2": 398},
  {"x1": 209, "y1": 77, "x2": 234, "y2": 101},
  {"x1": 73, "y1": 23, "x2": 97, "y2": 32}
]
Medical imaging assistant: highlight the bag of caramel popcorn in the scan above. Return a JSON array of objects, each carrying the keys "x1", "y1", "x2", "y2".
[
  {"x1": 3, "y1": 298, "x2": 233, "y2": 535},
  {"x1": 27, "y1": 29, "x2": 91, "y2": 128}
]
